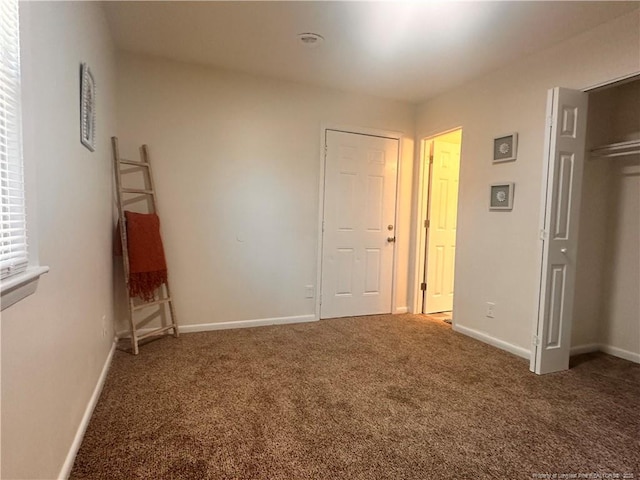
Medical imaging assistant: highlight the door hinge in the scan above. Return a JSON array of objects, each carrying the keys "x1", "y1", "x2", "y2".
[
  {"x1": 319, "y1": 294, "x2": 322, "y2": 305},
  {"x1": 532, "y1": 335, "x2": 540, "y2": 346},
  {"x1": 424, "y1": 219, "x2": 430, "y2": 229},
  {"x1": 539, "y1": 229, "x2": 548, "y2": 240},
  {"x1": 546, "y1": 115, "x2": 554, "y2": 129},
  {"x1": 429, "y1": 154, "x2": 434, "y2": 164},
  {"x1": 420, "y1": 282, "x2": 427, "y2": 291},
  {"x1": 322, "y1": 220, "x2": 325, "y2": 232}
]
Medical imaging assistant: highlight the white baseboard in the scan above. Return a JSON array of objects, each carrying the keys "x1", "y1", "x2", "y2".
[
  {"x1": 570, "y1": 343, "x2": 600, "y2": 356},
  {"x1": 395, "y1": 306, "x2": 408, "y2": 314},
  {"x1": 453, "y1": 324, "x2": 530, "y2": 360},
  {"x1": 570, "y1": 343, "x2": 639, "y2": 363},
  {"x1": 599, "y1": 344, "x2": 640, "y2": 364},
  {"x1": 117, "y1": 314, "x2": 318, "y2": 338},
  {"x1": 58, "y1": 340, "x2": 116, "y2": 480},
  {"x1": 180, "y1": 314, "x2": 318, "y2": 334}
]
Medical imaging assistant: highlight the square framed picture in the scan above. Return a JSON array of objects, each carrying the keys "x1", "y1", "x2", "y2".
[
  {"x1": 80, "y1": 63, "x2": 96, "y2": 152},
  {"x1": 493, "y1": 133, "x2": 517, "y2": 163},
  {"x1": 489, "y1": 182, "x2": 514, "y2": 210}
]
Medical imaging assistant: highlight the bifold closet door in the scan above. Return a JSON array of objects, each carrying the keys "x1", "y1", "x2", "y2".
[{"x1": 532, "y1": 87, "x2": 588, "y2": 375}]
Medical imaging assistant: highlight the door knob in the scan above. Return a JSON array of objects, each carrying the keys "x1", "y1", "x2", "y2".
[
  {"x1": 560, "y1": 248, "x2": 567, "y2": 254},
  {"x1": 387, "y1": 236, "x2": 396, "y2": 243}
]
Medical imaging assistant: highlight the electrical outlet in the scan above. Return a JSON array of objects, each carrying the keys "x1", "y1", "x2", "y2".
[
  {"x1": 305, "y1": 285, "x2": 315, "y2": 299},
  {"x1": 486, "y1": 302, "x2": 495, "y2": 318},
  {"x1": 101, "y1": 315, "x2": 107, "y2": 337}
]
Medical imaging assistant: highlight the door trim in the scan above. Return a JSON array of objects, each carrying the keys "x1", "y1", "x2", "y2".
[
  {"x1": 412, "y1": 127, "x2": 463, "y2": 315},
  {"x1": 316, "y1": 123, "x2": 404, "y2": 320},
  {"x1": 583, "y1": 71, "x2": 640, "y2": 92}
]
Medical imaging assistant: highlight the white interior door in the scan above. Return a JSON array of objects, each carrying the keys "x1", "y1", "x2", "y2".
[
  {"x1": 424, "y1": 139, "x2": 460, "y2": 314},
  {"x1": 321, "y1": 130, "x2": 399, "y2": 319},
  {"x1": 532, "y1": 87, "x2": 588, "y2": 375}
]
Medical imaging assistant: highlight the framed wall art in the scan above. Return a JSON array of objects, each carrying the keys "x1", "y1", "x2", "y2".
[
  {"x1": 489, "y1": 182, "x2": 514, "y2": 210},
  {"x1": 80, "y1": 63, "x2": 95, "y2": 152},
  {"x1": 493, "y1": 133, "x2": 517, "y2": 163}
]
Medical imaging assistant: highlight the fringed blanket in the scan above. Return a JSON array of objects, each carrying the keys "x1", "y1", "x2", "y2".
[{"x1": 124, "y1": 211, "x2": 167, "y2": 302}]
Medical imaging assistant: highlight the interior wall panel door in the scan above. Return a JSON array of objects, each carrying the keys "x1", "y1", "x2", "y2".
[
  {"x1": 424, "y1": 140, "x2": 460, "y2": 313},
  {"x1": 321, "y1": 130, "x2": 399, "y2": 319},
  {"x1": 532, "y1": 87, "x2": 588, "y2": 375}
]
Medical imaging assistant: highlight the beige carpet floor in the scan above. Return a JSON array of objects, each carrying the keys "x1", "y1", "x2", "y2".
[{"x1": 71, "y1": 314, "x2": 640, "y2": 480}]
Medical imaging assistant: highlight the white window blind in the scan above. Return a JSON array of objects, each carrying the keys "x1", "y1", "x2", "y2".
[{"x1": 0, "y1": 0, "x2": 28, "y2": 280}]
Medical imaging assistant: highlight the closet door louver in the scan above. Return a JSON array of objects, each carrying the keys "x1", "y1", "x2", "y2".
[{"x1": 0, "y1": 0, "x2": 28, "y2": 280}]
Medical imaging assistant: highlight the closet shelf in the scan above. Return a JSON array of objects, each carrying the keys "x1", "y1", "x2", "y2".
[{"x1": 590, "y1": 139, "x2": 640, "y2": 158}]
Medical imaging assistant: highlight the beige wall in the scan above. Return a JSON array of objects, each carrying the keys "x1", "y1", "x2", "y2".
[
  {"x1": 414, "y1": 9, "x2": 640, "y2": 354},
  {"x1": 600, "y1": 159, "x2": 639, "y2": 357},
  {"x1": 115, "y1": 53, "x2": 415, "y2": 333},
  {"x1": 1, "y1": 2, "x2": 117, "y2": 479}
]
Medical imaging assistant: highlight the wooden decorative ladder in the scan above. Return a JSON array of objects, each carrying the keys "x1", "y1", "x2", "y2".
[{"x1": 112, "y1": 137, "x2": 179, "y2": 354}]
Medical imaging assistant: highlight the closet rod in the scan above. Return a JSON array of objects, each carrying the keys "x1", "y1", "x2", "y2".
[
  {"x1": 591, "y1": 150, "x2": 640, "y2": 158},
  {"x1": 590, "y1": 139, "x2": 640, "y2": 158}
]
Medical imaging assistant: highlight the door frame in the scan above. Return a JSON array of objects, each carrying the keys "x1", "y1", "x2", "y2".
[
  {"x1": 316, "y1": 123, "x2": 404, "y2": 320},
  {"x1": 412, "y1": 127, "x2": 463, "y2": 315}
]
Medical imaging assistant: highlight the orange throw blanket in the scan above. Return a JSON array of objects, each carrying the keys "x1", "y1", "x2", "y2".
[{"x1": 125, "y1": 211, "x2": 168, "y2": 302}]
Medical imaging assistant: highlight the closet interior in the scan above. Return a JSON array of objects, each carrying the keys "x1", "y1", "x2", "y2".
[{"x1": 572, "y1": 77, "x2": 639, "y2": 363}]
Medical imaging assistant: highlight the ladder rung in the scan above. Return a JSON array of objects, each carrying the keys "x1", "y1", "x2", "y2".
[
  {"x1": 121, "y1": 188, "x2": 154, "y2": 195},
  {"x1": 133, "y1": 297, "x2": 172, "y2": 311},
  {"x1": 120, "y1": 159, "x2": 150, "y2": 167},
  {"x1": 136, "y1": 325, "x2": 176, "y2": 341}
]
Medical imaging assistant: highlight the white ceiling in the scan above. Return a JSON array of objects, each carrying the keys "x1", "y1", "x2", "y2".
[{"x1": 104, "y1": 1, "x2": 639, "y2": 103}]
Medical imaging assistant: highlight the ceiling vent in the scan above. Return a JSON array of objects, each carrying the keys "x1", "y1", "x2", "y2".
[{"x1": 297, "y1": 33, "x2": 324, "y2": 49}]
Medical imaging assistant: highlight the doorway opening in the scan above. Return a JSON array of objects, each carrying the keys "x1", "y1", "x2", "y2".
[
  {"x1": 531, "y1": 76, "x2": 640, "y2": 374},
  {"x1": 415, "y1": 128, "x2": 462, "y2": 320}
]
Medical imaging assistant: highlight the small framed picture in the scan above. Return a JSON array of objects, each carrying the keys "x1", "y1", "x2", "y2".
[
  {"x1": 80, "y1": 63, "x2": 96, "y2": 152},
  {"x1": 493, "y1": 133, "x2": 517, "y2": 163},
  {"x1": 489, "y1": 182, "x2": 514, "y2": 210}
]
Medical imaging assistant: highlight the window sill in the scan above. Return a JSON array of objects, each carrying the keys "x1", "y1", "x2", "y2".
[{"x1": 1, "y1": 266, "x2": 49, "y2": 311}]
